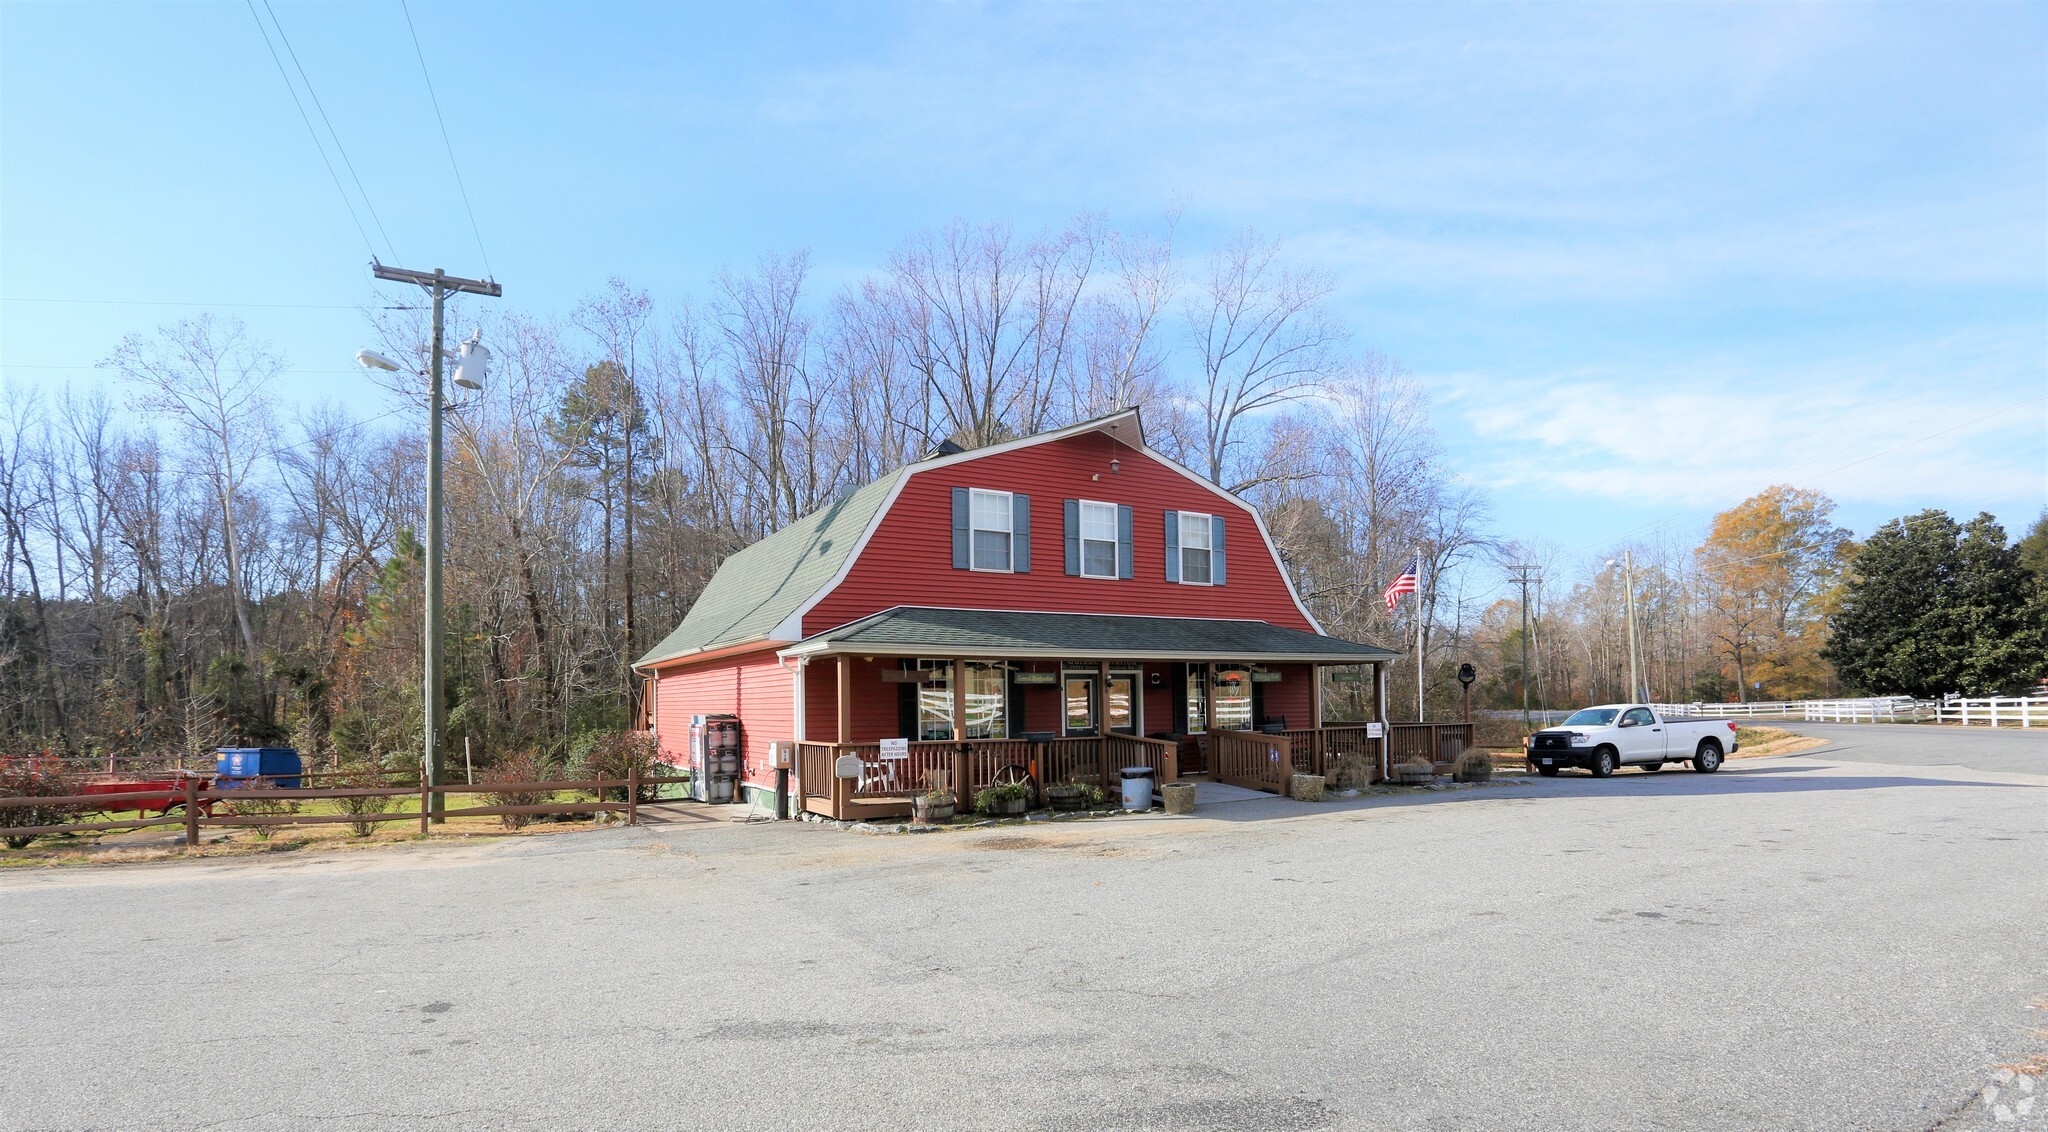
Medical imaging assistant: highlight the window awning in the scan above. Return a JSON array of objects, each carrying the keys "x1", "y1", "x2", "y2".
[{"x1": 779, "y1": 606, "x2": 1401, "y2": 664}]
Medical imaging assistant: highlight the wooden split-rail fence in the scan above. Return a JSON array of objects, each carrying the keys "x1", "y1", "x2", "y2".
[{"x1": 0, "y1": 768, "x2": 691, "y2": 848}]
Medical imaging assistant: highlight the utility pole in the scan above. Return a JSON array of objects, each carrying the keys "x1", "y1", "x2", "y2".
[
  {"x1": 1621, "y1": 549, "x2": 1645, "y2": 704},
  {"x1": 372, "y1": 263, "x2": 501, "y2": 822},
  {"x1": 1509, "y1": 563, "x2": 1541, "y2": 730}
]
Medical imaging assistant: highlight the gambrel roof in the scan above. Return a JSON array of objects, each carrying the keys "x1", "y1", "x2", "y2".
[
  {"x1": 635, "y1": 408, "x2": 1338, "y2": 669},
  {"x1": 633, "y1": 468, "x2": 906, "y2": 668}
]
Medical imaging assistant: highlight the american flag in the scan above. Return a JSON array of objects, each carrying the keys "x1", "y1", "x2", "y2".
[{"x1": 1382, "y1": 561, "x2": 1419, "y2": 610}]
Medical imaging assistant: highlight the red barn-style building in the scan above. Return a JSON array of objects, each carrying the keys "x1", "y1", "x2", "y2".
[{"x1": 634, "y1": 409, "x2": 1409, "y2": 819}]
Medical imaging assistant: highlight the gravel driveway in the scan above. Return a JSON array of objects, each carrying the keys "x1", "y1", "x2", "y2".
[{"x1": 2, "y1": 737, "x2": 2042, "y2": 1131}]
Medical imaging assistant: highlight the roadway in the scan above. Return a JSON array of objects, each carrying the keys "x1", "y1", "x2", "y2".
[
  {"x1": 1770, "y1": 719, "x2": 2045, "y2": 775},
  {"x1": 1, "y1": 739, "x2": 2043, "y2": 1131}
]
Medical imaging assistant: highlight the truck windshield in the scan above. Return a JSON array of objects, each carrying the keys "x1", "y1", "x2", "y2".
[{"x1": 1562, "y1": 708, "x2": 1619, "y2": 726}]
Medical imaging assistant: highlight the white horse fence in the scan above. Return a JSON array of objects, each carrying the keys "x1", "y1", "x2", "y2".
[{"x1": 1655, "y1": 696, "x2": 2047, "y2": 728}]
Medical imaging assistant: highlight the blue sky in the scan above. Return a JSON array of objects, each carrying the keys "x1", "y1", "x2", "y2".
[{"x1": 3, "y1": 1, "x2": 2043, "y2": 560}]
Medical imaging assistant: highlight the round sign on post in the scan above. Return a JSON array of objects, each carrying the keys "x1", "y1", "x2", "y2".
[{"x1": 834, "y1": 754, "x2": 864, "y2": 779}]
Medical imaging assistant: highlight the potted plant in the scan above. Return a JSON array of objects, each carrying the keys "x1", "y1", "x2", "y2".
[
  {"x1": 912, "y1": 788, "x2": 955, "y2": 825},
  {"x1": 974, "y1": 781, "x2": 1033, "y2": 817},
  {"x1": 1043, "y1": 781, "x2": 1103, "y2": 812}
]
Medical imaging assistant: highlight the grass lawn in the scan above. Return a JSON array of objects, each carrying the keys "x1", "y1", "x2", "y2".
[{"x1": 1733, "y1": 726, "x2": 1830, "y2": 758}]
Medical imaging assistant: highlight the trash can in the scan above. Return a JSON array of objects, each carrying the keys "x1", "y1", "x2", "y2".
[{"x1": 1119, "y1": 766, "x2": 1155, "y2": 811}]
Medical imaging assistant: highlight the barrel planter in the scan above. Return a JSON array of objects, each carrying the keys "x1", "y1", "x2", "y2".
[
  {"x1": 1392, "y1": 761, "x2": 1435, "y2": 786},
  {"x1": 1044, "y1": 784, "x2": 1093, "y2": 811},
  {"x1": 912, "y1": 793, "x2": 955, "y2": 825}
]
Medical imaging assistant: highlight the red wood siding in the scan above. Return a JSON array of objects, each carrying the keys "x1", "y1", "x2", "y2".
[
  {"x1": 1260, "y1": 664, "x2": 1315, "y2": 728},
  {"x1": 1140, "y1": 663, "x2": 1175, "y2": 735},
  {"x1": 802, "y1": 656, "x2": 903, "y2": 743},
  {"x1": 804, "y1": 434, "x2": 1314, "y2": 635},
  {"x1": 652, "y1": 648, "x2": 795, "y2": 788}
]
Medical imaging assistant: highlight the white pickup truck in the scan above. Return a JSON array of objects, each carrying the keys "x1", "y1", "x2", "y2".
[{"x1": 1525, "y1": 704, "x2": 1738, "y2": 777}]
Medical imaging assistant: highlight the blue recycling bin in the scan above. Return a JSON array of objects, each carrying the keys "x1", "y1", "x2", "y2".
[{"x1": 215, "y1": 747, "x2": 303, "y2": 789}]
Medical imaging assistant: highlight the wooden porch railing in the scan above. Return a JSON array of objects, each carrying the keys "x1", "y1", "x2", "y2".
[
  {"x1": 795, "y1": 723, "x2": 1460, "y2": 816},
  {"x1": 798, "y1": 734, "x2": 1177, "y2": 819},
  {"x1": 1388, "y1": 723, "x2": 1475, "y2": 769}
]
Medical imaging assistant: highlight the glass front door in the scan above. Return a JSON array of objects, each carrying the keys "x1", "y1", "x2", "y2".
[
  {"x1": 1064, "y1": 677, "x2": 1098, "y2": 736},
  {"x1": 1106, "y1": 674, "x2": 1136, "y2": 734}
]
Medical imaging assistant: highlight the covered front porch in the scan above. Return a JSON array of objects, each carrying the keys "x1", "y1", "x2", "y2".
[{"x1": 777, "y1": 607, "x2": 1465, "y2": 821}]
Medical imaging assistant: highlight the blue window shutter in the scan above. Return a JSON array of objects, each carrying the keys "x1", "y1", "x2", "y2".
[
  {"x1": 952, "y1": 488, "x2": 970, "y2": 569},
  {"x1": 1117, "y1": 505, "x2": 1134, "y2": 579},
  {"x1": 1163, "y1": 511, "x2": 1181, "y2": 583},
  {"x1": 1063, "y1": 499, "x2": 1080, "y2": 576},
  {"x1": 1212, "y1": 515, "x2": 1227, "y2": 585},
  {"x1": 1012, "y1": 493, "x2": 1031, "y2": 573}
]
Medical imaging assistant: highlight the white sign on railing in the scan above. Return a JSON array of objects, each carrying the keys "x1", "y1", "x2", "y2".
[{"x1": 878, "y1": 738, "x2": 909, "y2": 761}]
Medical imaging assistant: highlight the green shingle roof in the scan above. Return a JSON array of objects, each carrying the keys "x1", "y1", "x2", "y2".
[
  {"x1": 633, "y1": 469, "x2": 905, "y2": 667},
  {"x1": 783, "y1": 606, "x2": 1400, "y2": 663}
]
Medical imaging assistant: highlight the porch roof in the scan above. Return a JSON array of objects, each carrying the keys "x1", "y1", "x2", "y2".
[{"x1": 780, "y1": 606, "x2": 1401, "y2": 664}]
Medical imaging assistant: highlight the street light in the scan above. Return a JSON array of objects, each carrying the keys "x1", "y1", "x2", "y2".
[
  {"x1": 364, "y1": 263, "x2": 502, "y2": 823},
  {"x1": 1606, "y1": 553, "x2": 1646, "y2": 704},
  {"x1": 356, "y1": 349, "x2": 401, "y2": 372}
]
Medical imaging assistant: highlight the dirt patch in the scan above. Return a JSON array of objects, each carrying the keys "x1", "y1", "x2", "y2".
[
  {"x1": 0, "y1": 814, "x2": 612, "y2": 870},
  {"x1": 1733, "y1": 726, "x2": 1831, "y2": 759},
  {"x1": 973, "y1": 835, "x2": 1058, "y2": 851}
]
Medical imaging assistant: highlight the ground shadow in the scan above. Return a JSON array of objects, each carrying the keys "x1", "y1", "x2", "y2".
[{"x1": 1176, "y1": 766, "x2": 2042, "y2": 823}]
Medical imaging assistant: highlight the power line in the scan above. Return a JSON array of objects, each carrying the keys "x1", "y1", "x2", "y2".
[
  {"x1": 260, "y1": 0, "x2": 400, "y2": 263},
  {"x1": 243, "y1": 0, "x2": 381, "y2": 262},
  {"x1": 400, "y1": 1, "x2": 494, "y2": 278},
  {"x1": 2, "y1": 364, "x2": 361, "y2": 375},
  {"x1": 1, "y1": 297, "x2": 366, "y2": 310}
]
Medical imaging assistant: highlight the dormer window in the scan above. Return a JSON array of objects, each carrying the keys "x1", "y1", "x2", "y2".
[{"x1": 951, "y1": 488, "x2": 1032, "y2": 573}]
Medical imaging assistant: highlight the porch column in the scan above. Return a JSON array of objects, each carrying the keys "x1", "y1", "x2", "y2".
[
  {"x1": 1373, "y1": 661, "x2": 1389, "y2": 780},
  {"x1": 951, "y1": 658, "x2": 967, "y2": 739},
  {"x1": 1098, "y1": 658, "x2": 1113, "y2": 795},
  {"x1": 952, "y1": 657, "x2": 969, "y2": 802},
  {"x1": 836, "y1": 654, "x2": 851, "y2": 745},
  {"x1": 1311, "y1": 664, "x2": 1326, "y2": 774}
]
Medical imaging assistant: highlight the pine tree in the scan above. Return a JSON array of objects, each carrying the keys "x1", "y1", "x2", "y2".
[{"x1": 1824, "y1": 510, "x2": 2048, "y2": 696}]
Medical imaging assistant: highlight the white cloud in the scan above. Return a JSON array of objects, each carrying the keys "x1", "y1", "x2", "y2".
[{"x1": 1432, "y1": 326, "x2": 2047, "y2": 522}]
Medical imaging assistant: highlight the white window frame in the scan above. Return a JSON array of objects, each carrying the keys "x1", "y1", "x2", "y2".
[
  {"x1": 1178, "y1": 510, "x2": 1214, "y2": 586},
  {"x1": 1077, "y1": 499, "x2": 1119, "y2": 580},
  {"x1": 969, "y1": 489, "x2": 1014, "y2": 573}
]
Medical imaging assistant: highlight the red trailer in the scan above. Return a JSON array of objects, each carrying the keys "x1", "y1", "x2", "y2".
[{"x1": 81, "y1": 772, "x2": 215, "y2": 817}]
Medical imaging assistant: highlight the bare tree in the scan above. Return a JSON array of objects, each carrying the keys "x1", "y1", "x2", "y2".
[
  {"x1": 104, "y1": 315, "x2": 279, "y2": 666},
  {"x1": 1184, "y1": 230, "x2": 1344, "y2": 490}
]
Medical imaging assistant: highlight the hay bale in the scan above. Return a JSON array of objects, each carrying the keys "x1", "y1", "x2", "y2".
[
  {"x1": 1162, "y1": 782, "x2": 1197, "y2": 815},
  {"x1": 1288, "y1": 774, "x2": 1325, "y2": 802}
]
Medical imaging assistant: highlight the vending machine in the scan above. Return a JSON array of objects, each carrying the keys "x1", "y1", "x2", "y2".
[{"x1": 688, "y1": 714, "x2": 741, "y2": 803}]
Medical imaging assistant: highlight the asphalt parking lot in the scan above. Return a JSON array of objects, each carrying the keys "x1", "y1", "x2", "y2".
[{"x1": 3, "y1": 726, "x2": 2043, "y2": 1131}]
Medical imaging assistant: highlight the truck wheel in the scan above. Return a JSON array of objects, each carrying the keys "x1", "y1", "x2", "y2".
[
  {"x1": 1640, "y1": 762, "x2": 1663, "y2": 773},
  {"x1": 1588, "y1": 747, "x2": 1616, "y2": 778},
  {"x1": 1693, "y1": 741, "x2": 1723, "y2": 773},
  {"x1": 1536, "y1": 763, "x2": 1560, "y2": 777}
]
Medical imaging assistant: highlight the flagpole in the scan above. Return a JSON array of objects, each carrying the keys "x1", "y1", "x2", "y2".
[{"x1": 1414, "y1": 547, "x2": 1425, "y2": 722}]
